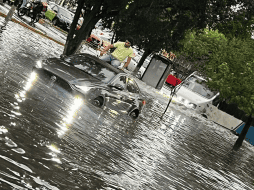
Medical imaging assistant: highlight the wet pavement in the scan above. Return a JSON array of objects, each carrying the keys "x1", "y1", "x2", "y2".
[
  {"x1": 0, "y1": 14, "x2": 254, "y2": 190},
  {"x1": 0, "y1": 3, "x2": 67, "y2": 44}
]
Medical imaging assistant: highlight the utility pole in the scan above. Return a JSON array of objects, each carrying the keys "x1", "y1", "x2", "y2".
[
  {"x1": 233, "y1": 114, "x2": 253, "y2": 151},
  {"x1": 5, "y1": 3, "x2": 16, "y2": 23}
]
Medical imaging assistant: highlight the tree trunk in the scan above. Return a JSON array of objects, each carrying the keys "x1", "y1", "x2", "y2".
[
  {"x1": 63, "y1": 0, "x2": 84, "y2": 56},
  {"x1": 233, "y1": 114, "x2": 252, "y2": 151},
  {"x1": 111, "y1": 32, "x2": 115, "y2": 44},
  {"x1": 63, "y1": 0, "x2": 102, "y2": 56},
  {"x1": 132, "y1": 48, "x2": 152, "y2": 75}
]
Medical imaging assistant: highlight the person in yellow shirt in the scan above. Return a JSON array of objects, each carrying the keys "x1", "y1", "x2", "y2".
[{"x1": 100, "y1": 40, "x2": 134, "y2": 69}]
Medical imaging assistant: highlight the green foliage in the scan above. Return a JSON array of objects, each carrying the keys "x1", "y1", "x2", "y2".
[
  {"x1": 175, "y1": 28, "x2": 228, "y2": 74},
  {"x1": 212, "y1": 9, "x2": 254, "y2": 40},
  {"x1": 177, "y1": 27, "x2": 254, "y2": 115},
  {"x1": 178, "y1": 28, "x2": 227, "y2": 58},
  {"x1": 205, "y1": 38, "x2": 254, "y2": 115}
]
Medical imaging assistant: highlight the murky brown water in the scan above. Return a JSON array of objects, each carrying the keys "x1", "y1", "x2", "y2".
[{"x1": 0, "y1": 17, "x2": 254, "y2": 190}]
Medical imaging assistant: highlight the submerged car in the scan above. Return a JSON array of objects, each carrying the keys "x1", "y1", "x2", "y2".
[{"x1": 33, "y1": 53, "x2": 146, "y2": 119}]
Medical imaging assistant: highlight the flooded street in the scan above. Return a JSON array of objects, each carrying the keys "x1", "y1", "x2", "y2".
[{"x1": 0, "y1": 17, "x2": 254, "y2": 190}]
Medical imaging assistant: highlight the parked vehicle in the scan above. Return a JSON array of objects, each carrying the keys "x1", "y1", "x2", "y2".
[
  {"x1": 91, "y1": 27, "x2": 114, "y2": 42},
  {"x1": 172, "y1": 72, "x2": 219, "y2": 116},
  {"x1": 17, "y1": 0, "x2": 47, "y2": 23},
  {"x1": 45, "y1": 2, "x2": 75, "y2": 31},
  {"x1": 33, "y1": 53, "x2": 146, "y2": 119}
]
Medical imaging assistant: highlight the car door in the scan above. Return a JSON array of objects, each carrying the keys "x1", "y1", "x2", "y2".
[{"x1": 105, "y1": 75, "x2": 132, "y2": 112}]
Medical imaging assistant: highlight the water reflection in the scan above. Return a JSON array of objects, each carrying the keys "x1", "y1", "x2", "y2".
[
  {"x1": 57, "y1": 96, "x2": 84, "y2": 137},
  {"x1": 15, "y1": 71, "x2": 38, "y2": 103},
  {"x1": 0, "y1": 14, "x2": 254, "y2": 189}
]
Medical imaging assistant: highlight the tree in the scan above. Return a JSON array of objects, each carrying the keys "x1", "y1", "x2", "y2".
[
  {"x1": 111, "y1": 0, "x2": 212, "y2": 74},
  {"x1": 207, "y1": 39, "x2": 254, "y2": 150},
  {"x1": 63, "y1": 0, "x2": 129, "y2": 56},
  {"x1": 208, "y1": 1, "x2": 254, "y2": 40},
  {"x1": 175, "y1": 28, "x2": 228, "y2": 76},
  {"x1": 110, "y1": 0, "x2": 254, "y2": 75},
  {"x1": 210, "y1": 60, "x2": 254, "y2": 151},
  {"x1": 64, "y1": 0, "x2": 254, "y2": 63},
  {"x1": 178, "y1": 29, "x2": 254, "y2": 150}
]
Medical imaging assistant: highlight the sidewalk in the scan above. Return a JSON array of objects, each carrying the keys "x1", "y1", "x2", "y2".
[{"x1": 0, "y1": 3, "x2": 66, "y2": 45}]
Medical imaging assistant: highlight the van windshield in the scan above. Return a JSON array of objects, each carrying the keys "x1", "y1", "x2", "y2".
[{"x1": 183, "y1": 76, "x2": 216, "y2": 99}]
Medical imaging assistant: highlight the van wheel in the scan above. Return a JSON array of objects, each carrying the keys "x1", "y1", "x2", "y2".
[{"x1": 93, "y1": 97, "x2": 104, "y2": 108}]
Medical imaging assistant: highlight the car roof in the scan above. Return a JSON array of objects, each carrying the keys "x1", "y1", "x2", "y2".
[{"x1": 74, "y1": 53, "x2": 124, "y2": 75}]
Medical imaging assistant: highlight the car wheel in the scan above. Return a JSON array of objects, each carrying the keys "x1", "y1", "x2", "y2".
[
  {"x1": 93, "y1": 96, "x2": 104, "y2": 108},
  {"x1": 129, "y1": 110, "x2": 139, "y2": 119},
  {"x1": 52, "y1": 18, "x2": 59, "y2": 26}
]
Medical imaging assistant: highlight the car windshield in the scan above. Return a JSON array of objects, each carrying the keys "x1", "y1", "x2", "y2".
[
  {"x1": 64, "y1": 55, "x2": 117, "y2": 83},
  {"x1": 183, "y1": 75, "x2": 216, "y2": 99}
]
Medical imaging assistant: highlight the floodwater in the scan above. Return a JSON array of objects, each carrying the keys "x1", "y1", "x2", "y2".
[{"x1": 0, "y1": 17, "x2": 254, "y2": 190}]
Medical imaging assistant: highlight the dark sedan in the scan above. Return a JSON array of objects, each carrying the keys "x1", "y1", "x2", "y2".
[{"x1": 33, "y1": 53, "x2": 146, "y2": 119}]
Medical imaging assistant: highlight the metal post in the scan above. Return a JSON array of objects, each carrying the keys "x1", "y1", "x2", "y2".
[{"x1": 5, "y1": 5, "x2": 16, "y2": 22}]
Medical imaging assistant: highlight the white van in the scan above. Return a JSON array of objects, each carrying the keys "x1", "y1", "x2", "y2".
[
  {"x1": 172, "y1": 72, "x2": 219, "y2": 115},
  {"x1": 171, "y1": 72, "x2": 243, "y2": 130}
]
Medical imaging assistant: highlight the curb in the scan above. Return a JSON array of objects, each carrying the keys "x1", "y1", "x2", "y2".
[
  {"x1": 0, "y1": 11, "x2": 65, "y2": 46},
  {"x1": 40, "y1": 18, "x2": 68, "y2": 35}
]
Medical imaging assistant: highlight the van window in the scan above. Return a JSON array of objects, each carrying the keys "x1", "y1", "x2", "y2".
[{"x1": 183, "y1": 76, "x2": 216, "y2": 99}]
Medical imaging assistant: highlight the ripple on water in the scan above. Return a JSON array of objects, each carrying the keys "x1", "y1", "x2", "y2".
[
  {"x1": 0, "y1": 155, "x2": 33, "y2": 173},
  {"x1": 11, "y1": 148, "x2": 26, "y2": 154},
  {"x1": 0, "y1": 16, "x2": 254, "y2": 190},
  {"x1": 5, "y1": 137, "x2": 17, "y2": 147}
]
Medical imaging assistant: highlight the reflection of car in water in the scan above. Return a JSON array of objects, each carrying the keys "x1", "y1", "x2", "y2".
[
  {"x1": 45, "y1": 2, "x2": 79, "y2": 31},
  {"x1": 33, "y1": 53, "x2": 146, "y2": 119},
  {"x1": 172, "y1": 72, "x2": 219, "y2": 116}
]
